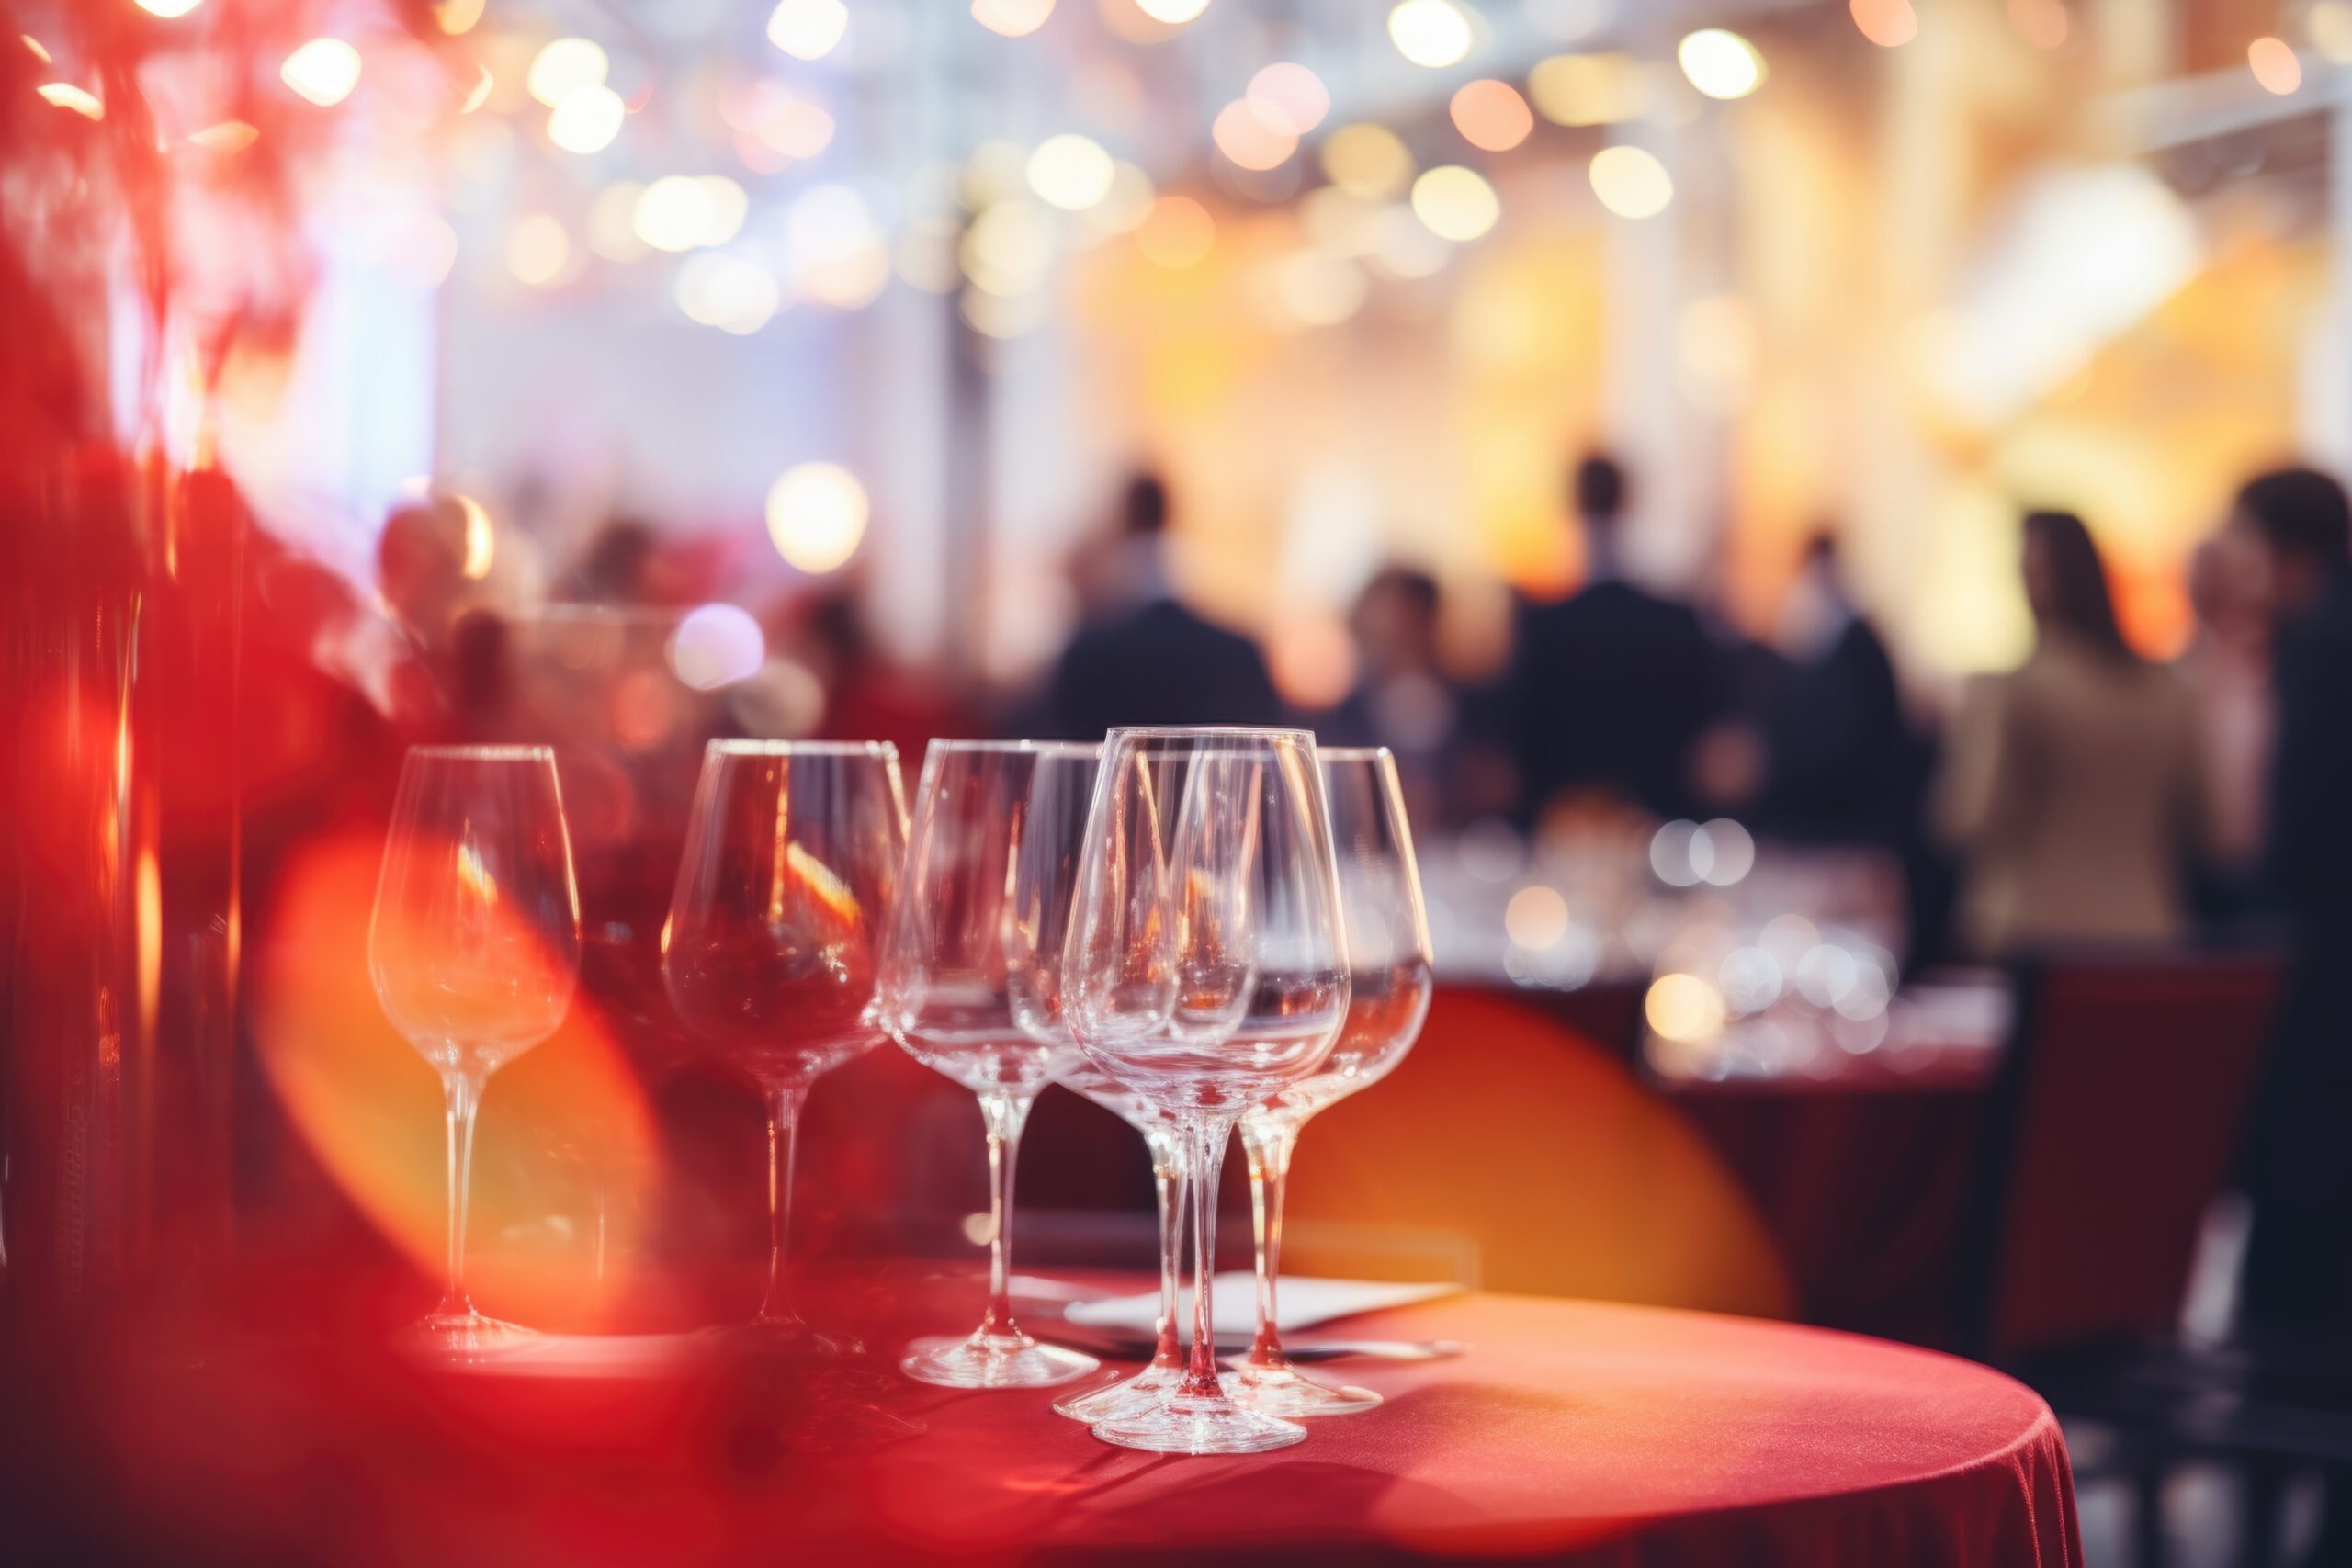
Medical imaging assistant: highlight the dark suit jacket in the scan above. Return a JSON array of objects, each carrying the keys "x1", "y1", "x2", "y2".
[
  {"x1": 2267, "y1": 574, "x2": 2352, "y2": 933},
  {"x1": 1039, "y1": 598, "x2": 1283, "y2": 740},
  {"x1": 1508, "y1": 581, "x2": 1723, "y2": 822},
  {"x1": 1762, "y1": 616, "x2": 1918, "y2": 846}
]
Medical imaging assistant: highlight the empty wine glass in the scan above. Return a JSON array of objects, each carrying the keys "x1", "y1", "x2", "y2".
[
  {"x1": 879, "y1": 740, "x2": 1102, "y2": 1388},
  {"x1": 1227, "y1": 746, "x2": 1434, "y2": 1416},
  {"x1": 1064, "y1": 727, "x2": 1351, "y2": 1454},
  {"x1": 369, "y1": 745, "x2": 582, "y2": 1357},
  {"x1": 1049, "y1": 1063, "x2": 1188, "y2": 1424},
  {"x1": 662, "y1": 740, "x2": 906, "y2": 1347}
]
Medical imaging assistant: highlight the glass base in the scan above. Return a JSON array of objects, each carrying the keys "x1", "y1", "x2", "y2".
[
  {"x1": 899, "y1": 1331, "x2": 1100, "y2": 1389},
  {"x1": 718, "y1": 1313, "x2": 865, "y2": 1359},
  {"x1": 1091, "y1": 1387, "x2": 1308, "y2": 1454},
  {"x1": 1223, "y1": 1360, "x2": 1384, "y2": 1417},
  {"x1": 400, "y1": 1309, "x2": 537, "y2": 1361},
  {"x1": 1053, "y1": 1360, "x2": 1185, "y2": 1422}
]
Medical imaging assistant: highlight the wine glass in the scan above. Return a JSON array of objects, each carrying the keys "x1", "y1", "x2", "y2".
[
  {"x1": 1049, "y1": 1063, "x2": 1189, "y2": 1423},
  {"x1": 368, "y1": 745, "x2": 582, "y2": 1357},
  {"x1": 1063, "y1": 726, "x2": 1351, "y2": 1454},
  {"x1": 662, "y1": 739, "x2": 906, "y2": 1347},
  {"x1": 1227, "y1": 746, "x2": 1434, "y2": 1416},
  {"x1": 878, "y1": 740, "x2": 1102, "y2": 1388}
]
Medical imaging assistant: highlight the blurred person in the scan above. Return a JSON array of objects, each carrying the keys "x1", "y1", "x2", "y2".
[
  {"x1": 1508, "y1": 453, "x2": 1724, "y2": 824},
  {"x1": 1035, "y1": 471, "x2": 1282, "y2": 738},
  {"x1": 2177, "y1": 534, "x2": 2276, "y2": 919},
  {"x1": 1328, "y1": 567, "x2": 1466, "y2": 827},
  {"x1": 1934, "y1": 510, "x2": 2206, "y2": 957},
  {"x1": 801, "y1": 586, "x2": 968, "y2": 763},
  {"x1": 2230, "y1": 468, "x2": 2352, "y2": 1346}
]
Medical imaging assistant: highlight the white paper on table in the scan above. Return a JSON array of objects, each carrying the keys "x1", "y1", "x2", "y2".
[{"x1": 1063, "y1": 1274, "x2": 1463, "y2": 1336}]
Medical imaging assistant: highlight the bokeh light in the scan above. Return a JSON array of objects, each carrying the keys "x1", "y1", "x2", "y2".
[
  {"x1": 547, "y1": 83, "x2": 624, "y2": 154},
  {"x1": 674, "y1": 251, "x2": 780, "y2": 333},
  {"x1": 1528, "y1": 52, "x2": 1645, "y2": 126},
  {"x1": 1271, "y1": 250, "x2": 1369, "y2": 327},
  {"x1": 1213, "y1": 99, "x2": 1298, "y2": 171},
  {"x1": 1677, "y1": 29, "x2": 1764, "y2": 100},
  {"x1": 2006, "y1": 0, "x2": 2069, "y2": 50},
  {"x1": 588, "y1": 181, "x2": 649, "y2": 261},
  {"x1": 1087, "y1": 161, "x2": 1157, "y2": 232},
  {"x1": 1504, "y1": 885, "x2": 1571, "y2": 950},
  {"x1": 1389, "y1": 0, "x2": 1473, "y2": 69},
  {"x1": 1136, "y1": 0, "x2": 1209, "y2": 19},
  {"x1": 1450, "y1": 79, "x2": 1534, "y2": 151},
  {"x1": 1410, "y1": 164, "x2": 1500, "y2": 242},
  {"x1": 765, "y1": 462, "x2": 870, "y2": 573},
  {"x1": 434, "y1": 0, "x2": 486, "y2": 33},
  {"x1": 1849, "y1": 0, "x2": 1918, "y2": 48},
  {"x1": 1322, "y1": 123, "x2": 1415, "y2": 199},
  {"x1": 633, "y1": 175, "x2": 747, "y2": 252},
  {"x1": 1134, "y1": 194, "x2": 1216, "y2": 267},
  {"x1": 188, "y1": 119, "x2": 259, "y2": 152},
  {"x1": 37, "y1": 83, "x2": 103, "y2": 118},
  {"x1": 2313, "y1": 1, "x2": 2352, "y2": 62},
  {"x1": 2249, "y1": 37, "x2": 2302, "y2": 95},
  {"x1": 962, "y1": 197, "x2": 1057, "y2": 294},
  {"x1": 526, "y1": 38, "x2": 607, "y2": 107},
  {"x1": 134, "y1": 0, "x2": 204, "y2": 17},
  {"x1": 769, "y1": 0, "x2": 850, "y2": 59},
  {"x1": 1248, "y1": 62, "x2": 1329, "y2": 137},
  {"x1": 1589, "y1": 143, "x2": 1674, "y2": 218},
  {"x1": 1646, "y1": 972, "x2": 1727, "y2": 1043},
  {"x1": 505, "y1": 211, "x2": 571, "y2": 286},
  {"x1": 1370, "y1": 204, "x2": 1450, "y2": 279},
  {"x1": 1027, "y1": 133, "x2": 1117, "y2": 210},
  {"x1": 972, "y1": 0, "x2": 1056, "y2": 38},
  {"x1": 787, "y1": 184, "x2": 890, "y2": 310},
  {"x1": 455, "y1": 494, "x2": 495, "y2": 579},
  {"x1": 280, "y1": 38, "x2": 361, "y2": 107},
  {"x1": 459, "y1": 64, "x2": 493, "y2": 114},
  {"x1": 667, "y1": 604, "x2": 767, "y2": 691}
]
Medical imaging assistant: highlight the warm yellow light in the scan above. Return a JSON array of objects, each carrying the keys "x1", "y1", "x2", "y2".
[
  {"x1": 456, "y1": 495, "x2": 495, "y2": 579},
  {"x1": 1027, "y1": 133, "x2": 1116, "y2": 209},
  {"x1": 588, "y1": 182, "x2": 650, "y2": 261},
  {"x1": 1134, "y1": 194, "x2": 1216, "y2": 267},
  {"x1": 1271, "y1": 251, "x2": 1368, "y2": 327},
  {"x1": 188, "y1": 119, "x2": 258, "y2": 152},
  {"x1": 1322, "y1": 122, "x2": 1414, "y2": 199},
  {"x1": 1450, "y1": 78, "x2": 1533, "y2": 151},
  {"x1": 675, "y1": 253, "x2": 781, "y2": 334},
  {"x1": 1677, "y1": 28, "x2": 1764, "y2": 99},
  {"x1": 434, "y1": 0, "x2": 487, "y2": 35},
  {"x1": 38, "y1": 83, "x2": 104, "y2": 119},
  {"x1": 769, "y1": 0, "x2": 849, "y2": 58},
  {"x1": 1849, "y1": 0, "x2": 1917, "y2": 48},
  {"x1": 959, "y1": 285, "x2": 1047, "y2": 339},
  {"x1": 459, "y1": 64, "x2": 493, "y2": 114},
  {"x1": 1646, "y1": 972, "x2": 1726, "y2": 1043},
  {"x1": 1301, "y1": 186, "x2": 1380, "y2": 256},
  {"x1": 506, "y1": 212, "x2": 571, "y2": 287},
  {"x1": 22, "y1": 35, "x2": 52, "y2": 66},
  {"x1": 765, "y1": 463, "x2": 869, "y2": 574},
  {"x1": 526, "y1": 37, "x2": 606, "y2": 107},
  {"x1": 1247, "y1": 62, "x2": 1329, "y2": 137},
  {"x1": 972, "y1": 0, "x2": 1056, "y2": 37},
  {"x1": 962, "y1": 198, "x2": 1056, "y2": 295},
  {"x1": 1370, "y1": 203, "x2": 1448, "y2": 279},
  {"x1": 2249, "y1": 36, "x2": 2302, "y2": 95},
  {"x1": 1528, "y1": 52, "x2": 1644, "y2": 126},
  {"x1": 633, "y1": 175, "x2": 745, "y2": 253},
  {"x1": 1212, "y1": 99, "x2": 1296, "y2": 172},
  {"x1": 1504, "y1": 886, "x2": 1570, "y2": 949},
  {"x1": 1410, "y1": 164, "x2": 1500, "y2": 242},
  {"x1": 1388, "y1": 0, "x2": 1472, "y2": 68},
  {"x1": 1136, "y1": 0, "x2": 1208, "y2": 19},
  {"x1": 281, "y1": 38, "x2": 361, "y2": 107},
  {"x1": 788, "y1": 184, "x2": 890, "y2": 310},
  {"x1": 135, "y1": 0, "x2": 204, "y2": 17},
  {"x1": 1087, "y1": 161, "x2": 1157, "y2": 232},
  {"x1": 1589, "y1": 143, "x2": 1673, "y2": 218},
  {"x1": 2313, "y1": 2, "x2": 2352, "y2": 63},
  {"x1": 548, "y1": 83, "x2": 625, "y2": 153}
]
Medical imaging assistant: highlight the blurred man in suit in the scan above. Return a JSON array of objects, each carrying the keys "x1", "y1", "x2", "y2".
[
  {"x1": 1038, "y1": 471, "x2": 1282, "y2": 739},
  {"x1": 2233, "y1": 468, "x2": 2352, "y2": 1337},
  {"x1": 1509, "y1": 454, "x2": 1723, "y2": 824}
]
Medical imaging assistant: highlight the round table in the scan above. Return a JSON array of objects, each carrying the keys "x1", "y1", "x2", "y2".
[{"x1": 11, "y1": 1273, "x2": 2083, "y2": 1566}]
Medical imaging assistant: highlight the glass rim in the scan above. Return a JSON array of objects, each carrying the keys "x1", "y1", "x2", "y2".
[
  {"x1": 1102, "y1": 725, "x2": 1318, "y2": 743},
  {"x1": 1317, "y1": 746, "x2": 1395, "y2": 764},
  {"x1": 926, "y1": 738, "x2": 1102, "y2": 757},
  {"x1": 706, "y1": 739, "x2": 899, "y2": 758},
  {"x1": 404, "y1": 743, "x2": 556, "y2": 761}
]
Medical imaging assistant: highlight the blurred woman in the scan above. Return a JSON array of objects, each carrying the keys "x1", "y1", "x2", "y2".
[{"x1": 1935, "y1": 511, "x2": 2207, "y2": 956}]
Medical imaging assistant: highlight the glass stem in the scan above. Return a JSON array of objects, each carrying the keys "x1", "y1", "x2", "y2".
[
  {"x1": 975, "y1": 1089, "x2": 1035, "y2": 1340},
  {"x1": 1243, "y1": 1117, "x2": 1301, "y2": 1371},
  {"x1": 1143, "y1": 1125, "x2": 1187, "y2": 1371},
  {"x1": 436, "y1": 1066, "x2": 485, "y2": 1320},
  {"x1": 757, "y1": 1081, "x2": 809, "y2": 1325},
  {"x1": 1178, "y1": 1114, "x2": 1237, "y2": 1398}
]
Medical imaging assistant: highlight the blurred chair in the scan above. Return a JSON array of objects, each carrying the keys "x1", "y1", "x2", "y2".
[
  {"x1": 1952, "y1": 950, "x2": 2286, "y2": 1568},
  {"x1": 1283, "y1": 987, "x2": 1792, "y2": 1315}
]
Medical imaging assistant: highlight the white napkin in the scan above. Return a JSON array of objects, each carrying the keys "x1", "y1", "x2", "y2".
[{"x1": 1064, "y1": 1274, "x2": 1463, "y2": 1336}]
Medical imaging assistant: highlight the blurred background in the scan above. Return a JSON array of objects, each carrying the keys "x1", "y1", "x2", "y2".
[{"x1": 7, "y1": 1, "x2": 2352, "y2": 1562}]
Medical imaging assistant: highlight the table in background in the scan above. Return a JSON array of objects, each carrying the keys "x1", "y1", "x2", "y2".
[{"x1": 5, "y1": 1269, "x2": 2081, "y2": 1566}]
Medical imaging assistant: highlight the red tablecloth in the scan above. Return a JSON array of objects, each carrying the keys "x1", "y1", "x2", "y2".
[{"x1": 8, "y1": 1273, "x2": 2082, "y2": 1566}]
